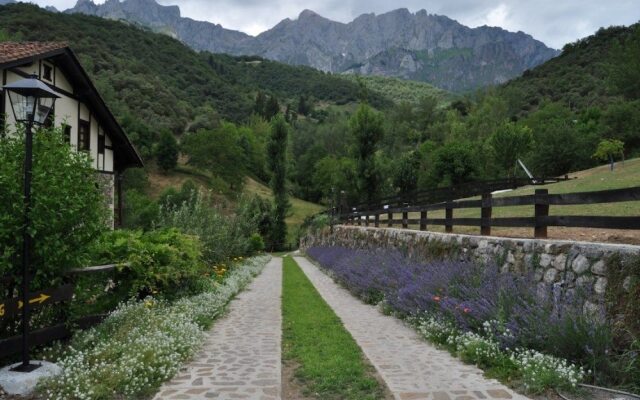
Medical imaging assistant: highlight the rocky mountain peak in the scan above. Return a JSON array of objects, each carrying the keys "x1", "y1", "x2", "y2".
[
  {"x1": 298, "y1": 9, "x2": 320, "y2": 19},
  {"x1": 65, "y1": 0, "x2": 559, "y2": 92}
]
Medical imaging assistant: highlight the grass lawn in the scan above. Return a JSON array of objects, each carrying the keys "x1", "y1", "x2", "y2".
[{"x1": 282, "y1": 256, "x2": 387, "y2": 400}]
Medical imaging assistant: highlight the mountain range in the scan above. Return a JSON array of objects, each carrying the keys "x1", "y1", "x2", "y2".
[{"x1": 65, "y1": 0, "x2": 559, "y2": 92}]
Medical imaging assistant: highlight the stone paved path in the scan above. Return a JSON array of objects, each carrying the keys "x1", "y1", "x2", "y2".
[
  {"x1": 154, "y1": 258, "x2": 282, "y2": 400},
  {"x1": 294, "y1": 256, "x2": 530, "y2": 400}
]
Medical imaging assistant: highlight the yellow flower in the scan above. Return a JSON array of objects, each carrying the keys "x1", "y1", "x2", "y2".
[{"x1": 144, "y1": 300, "x2": 154, "y2": 308}]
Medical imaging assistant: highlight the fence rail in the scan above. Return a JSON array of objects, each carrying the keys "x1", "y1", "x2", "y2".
[
  {"x1": 349, "y1": 176, "x2": 571, "y2": 212},
  {"x1": 0, "y1": 263, "x2": 125, "y2": 358},
  {"x1": 339, "y1": 186, "x2": 640, "y2": 238}
]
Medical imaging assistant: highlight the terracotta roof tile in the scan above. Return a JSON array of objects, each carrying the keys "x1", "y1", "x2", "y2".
[{"x1": 0, "y1": 42, "x2": 68, "y2": 64}]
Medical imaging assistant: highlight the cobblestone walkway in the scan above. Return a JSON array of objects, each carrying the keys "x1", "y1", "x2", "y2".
[
  {"x1": 294, "y1": 256, "x2": 530, "y2": 400},
  {"x1": 154, "y1": 258, "x2": 282, "y2": 400}
]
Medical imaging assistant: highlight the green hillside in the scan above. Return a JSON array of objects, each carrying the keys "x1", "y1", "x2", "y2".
[
  {"x1": 0, "y1": 3, "x2": 388, "y2": 139},
  {"x1": 341, "y1": 74, "x2": 454, "y2": 106},
  {"x1": 285, "y1": 21, "x2": 640, "y2": 207},
  {"x1": 2, "y1": 3, "x2": 639, "y2": 233},
  {"x1": 498, "y1": 23, "x2": 640, "y2": 116}
]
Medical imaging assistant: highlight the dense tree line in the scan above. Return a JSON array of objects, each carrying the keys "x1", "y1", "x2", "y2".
[
  {"x1": 2, "y1": 3, "x2": 638, "y2": 215},
  {"x1": 288, "y1": 23, "x2": 640, "y2": 206},
  {"x1": 0, "y1": 3, "x2": 386, "y2": 160}
]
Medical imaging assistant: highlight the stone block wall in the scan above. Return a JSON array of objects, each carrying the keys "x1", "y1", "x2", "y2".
[{"x1": 301, "y1": 226, "x2": 639, "y2": 318}]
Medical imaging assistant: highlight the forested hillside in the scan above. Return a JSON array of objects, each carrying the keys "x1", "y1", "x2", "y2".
[
  {"x1": 499, "y1": 24, "x2": 640, "y2": 115},
  {"x1": 288, "y1": 22, "x2": 640, "y2": 205},
  {"x1": 0, "y1": 4, "x2": 386, "y2": 141},
  {"x1": 341, "y1": 74, "x2": 453, "y2": 106},
  {"x1": 0, "y1": 3, "x2": 386, "y2": 240},
  {"x1": 2, "y1": 3, "x2": 638, "y2": 219}
]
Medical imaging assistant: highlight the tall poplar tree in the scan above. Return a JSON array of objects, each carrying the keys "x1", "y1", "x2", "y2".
[
  {"x1": 350, "y1": 104, "x2": 384, "y2": 205},
  {"x1": 156, "y1": 130, "x2": 179, "y2": 173},
  {"x1": 267, "y1": 114, "x2": 290, "y2": 250}
]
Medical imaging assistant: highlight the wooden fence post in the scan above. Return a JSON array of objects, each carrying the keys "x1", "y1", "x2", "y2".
[
  {"x1": 387, "y1": 211, "x2": 393, "y2": 227},
  {"x1": 374, "y1": 213, "x2": 380, "y2": 227},
  {"x1": 357, "y1": 213, "x2": 362, "y2": 226},
  {"x1": 535, "y1": 189, "x2": 549, "y2": 238},
  {"x1": 364, "y1": 213, "x2": 369, "y2": 227},
  {"x1": 402, "y1": 210, "x2": 408, "y2": 229},
  {"x1": 481, "y1": 193, "x2": 492, "y2": 236},
  {"x1": 445, "y1": 201, "x2": 453, "y2": 233},
  {"x1": 420, "y1": 210, "x2": 427, "y2": 231}
]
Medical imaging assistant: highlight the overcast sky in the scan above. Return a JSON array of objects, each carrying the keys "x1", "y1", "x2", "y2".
[{"x1": 31, "y1": 0, "x2": 640, "y2": 49}]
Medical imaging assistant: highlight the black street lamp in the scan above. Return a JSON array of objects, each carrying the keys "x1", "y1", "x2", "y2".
[{"x1": 3, "y1": 75, "x2": 59, "y2": 372}]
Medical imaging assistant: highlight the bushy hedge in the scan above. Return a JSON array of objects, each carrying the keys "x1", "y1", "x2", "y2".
[
  {"x1": 156, "y1": 190, "x2": 264, "y2": 263},
  {"x1": 93, "y1": 229, "x2": 204, "y2": 289}
]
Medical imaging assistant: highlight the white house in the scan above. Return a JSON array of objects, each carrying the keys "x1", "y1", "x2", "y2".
[{"x1": 0, "y1": 42, "x2": 143, "y2": 227}]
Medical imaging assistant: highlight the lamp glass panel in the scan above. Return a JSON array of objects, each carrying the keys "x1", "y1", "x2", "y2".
[
  {"x1": 33, "y1": 97, "x2": 55, "y2": 125},
  {"x1": 8, "y1": 91, "x2": 37, "y2": 123}
]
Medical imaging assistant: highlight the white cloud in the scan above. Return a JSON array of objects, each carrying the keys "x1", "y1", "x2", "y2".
[{"x1": 485, "y1": 4, "x2": 510, "y2": 28}]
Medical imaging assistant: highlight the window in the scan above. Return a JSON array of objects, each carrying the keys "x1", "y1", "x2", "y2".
[
  {"x1": 98, "y1": 132, "x2": 105, "y2": 155},
  {"x1": 78, "y1": 120, "x2": 90, "y2": 151},
  {"x1": 64, "y1": 125, "x2": 71, "y2": 143},
  {"x1": 43, "y1": 104, "x2": 54, "y2": 129},
  {"x1": 43, "y1": 64, "x2": 53, "y2": 82}
]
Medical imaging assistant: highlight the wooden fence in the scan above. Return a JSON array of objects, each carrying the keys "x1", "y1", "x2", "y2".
[
  {"x1": 0, "y1": 264, "x2": 124, "y2": 358},
  {"x1": 339, "y1": 186, "x2": 640, "y2": 238},
  {"x1": 349, "y1": 176, "x2": 571, "y2": 212}
]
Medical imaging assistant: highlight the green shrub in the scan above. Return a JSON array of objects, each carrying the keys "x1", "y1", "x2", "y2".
[
  {"x1": 156, "y1": 190, "x2": 258, "y2": 263},
  {"x1": 122, "y1": 189, "x2": 159, "y2": 231},
  {"x1": 249, "y1": 233, "x2": 265, "y2": 253},
  {"x1": 87, "y1": 228, "x2": 205, "y2": 299},
  {"x1": 309, "y1": 214, "x2": 331, "y2": 232},
  {"x1": 238, "y1": 195, "x2": 274, "y2": 249},
  {"x1": 0, "y1": 127, "x2": 107, "y2": 294}
]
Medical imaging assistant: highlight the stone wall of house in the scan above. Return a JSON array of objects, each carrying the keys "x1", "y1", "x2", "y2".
[
  {"x1": 301, "y1": 225, "x2": 639, "y2": 318},
  {"x1": 95, "y1": 172, "x2": 115, "y2": 229}
]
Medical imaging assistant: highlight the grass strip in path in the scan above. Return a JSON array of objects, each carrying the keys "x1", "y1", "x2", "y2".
[{"x1": 282, "y1": 255, "x2": 390, "y2": 400}]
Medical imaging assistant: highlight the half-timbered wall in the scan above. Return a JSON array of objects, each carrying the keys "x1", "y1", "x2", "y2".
[{"x1": 0, "y1": 58, "x2": 115, "y2": 175}]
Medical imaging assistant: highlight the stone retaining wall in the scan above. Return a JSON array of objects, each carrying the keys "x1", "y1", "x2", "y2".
[{"x1": 301, "y1": 226, "x2": 639, "y2": 317}]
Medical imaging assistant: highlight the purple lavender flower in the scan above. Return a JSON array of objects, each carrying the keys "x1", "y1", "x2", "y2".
[{"x1": 306, "y1": 245, "x2": 607, "y2": 364}]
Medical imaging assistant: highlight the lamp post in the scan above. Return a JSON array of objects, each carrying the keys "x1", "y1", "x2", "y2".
[{"x1": 3, "y1": 75, "x2": 59, "y2": 372}]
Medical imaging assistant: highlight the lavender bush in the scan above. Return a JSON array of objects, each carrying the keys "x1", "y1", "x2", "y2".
[{"x1": 307, "y1": 246, "x2": 610, "y2": 388}]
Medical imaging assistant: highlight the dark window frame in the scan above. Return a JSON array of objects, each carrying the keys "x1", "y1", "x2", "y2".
[
  {"x1": 98, "y1": 132, "x2": 105, "y2": 155},
  {"x1": 78, "y1": 120, "x2": 90, "y2": 151},
  {"x1": 43, "y1": 103, "x2": 54, "y2": 129},
  {"x1": 63, "y1": 125, "x2": 72, "y2": 144},
  {"x1": 42, "y1": 64, "x2": 53, "y2": 82}
]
